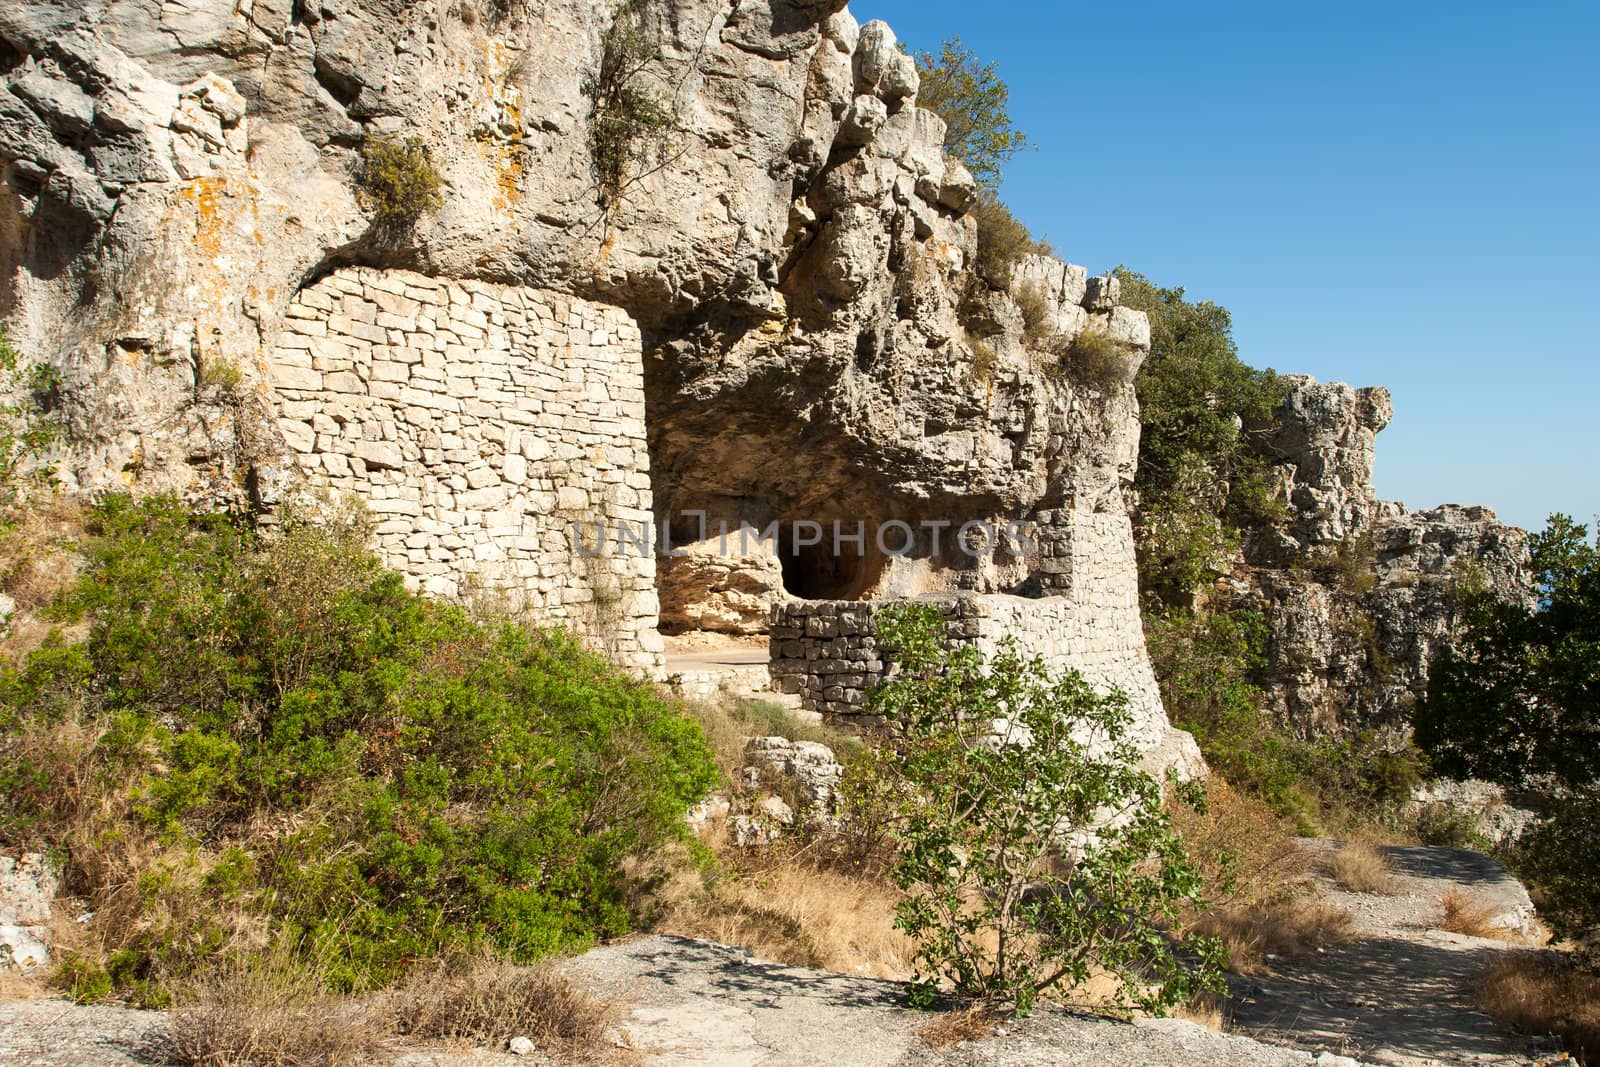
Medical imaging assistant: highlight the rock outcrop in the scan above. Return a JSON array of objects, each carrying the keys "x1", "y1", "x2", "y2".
[
  {"x1": 1226, "y1": 376, "x2": 1532, "y2": 735},
  {"x1": 0, "y1": 852, "x2": 57, "y2": 974},
  {"x1": 0, "y1": 1, "x2": 1187, "y2": 766}
]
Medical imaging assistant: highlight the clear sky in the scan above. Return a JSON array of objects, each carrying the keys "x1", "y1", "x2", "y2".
[{"x1": 853, "y1": 0, "x2": 1598, "y2": 533}]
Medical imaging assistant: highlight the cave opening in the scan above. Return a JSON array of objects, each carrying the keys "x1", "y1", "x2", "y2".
[{"x1": 777, "y1": 523, "x2": 886, "y2": 601}]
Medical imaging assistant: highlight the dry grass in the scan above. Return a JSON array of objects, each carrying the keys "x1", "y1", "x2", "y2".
[
  {"x1": 0, "y1": 496, "x2": 86, "y2": 662},
  {"x1": 389, "y1": 955, "x2": 620, "y2": 1062},
  {"x1": 918, "y1": 1006, "x2": 999, "y2": 1049},
  {"x1": 652, "y1": 823, "x2": 914, "y2": 981},
  {"x1": 168, "y1": 954, "x2": 390, "y2": 1067},
  {"x1": 1475, "y1": 952, "x2": 1600, "y2": 1065},
  {"x1": 167, "y1": 952, "x2": 626, "y2": 1066},
  {"x1": 1325, "y1": 840, "x2": 1397, "y2": 895},
  {"x1": 1173, "y1": 779, "x2": 1309, "y2": 911},
  {"x1": 1435, "y1": 887, "x2": 1515, "y2": 940},
  {"x1": 0, "y1": 971, "x2": 48, "y2": 1002},
  {"x1": 1173, "y1": 779, "x2": 1356, "y2": 974},
  {"x1": 1191, "y1": 897, "x2": 1357, "y2": 976}
]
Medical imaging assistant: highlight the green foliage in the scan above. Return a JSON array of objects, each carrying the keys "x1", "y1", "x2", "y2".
[
  {"x1": 912, "y1": 37, "x2": 1029, "y2": 189},
  {"x1": 1513, "y1": 785, "x2": 1600, "y2": 940},
  {"x1": 1147, "y1": 609, "x2": 1422, "y2": 834},
  {"x1": 1308, "y1": 532, "x2": 1380, "y2": 595},
  {"x1": 1054, "y1": 327, "x2": 1133, "y2": 393},
  {"x1": 969, "y1": 189, "x2": 1047, "y2": 290},
  {"x1": 0, "y1": 496, "x2": 716, "y2": 995},
  {"x1": 866, "y1": 605, "x2": 1222, "y2": 1016},
  {"x1": 1134, "y1": 456, "x2": 1236, "y2": 608},
  {"x1": 588, "y1": 0, "x2": 675, "y2": 202},
  {"x1": 356, "y1": 134, "x2": 444, "y2": 231},
  {"x1": 196, "y1": 356, "x2": 244, "y2": 398},
  {"x1": 1415, "y1": 513, "x2": 1600, "y2": 789},
  {"x1": 965, "y1": 336, "x2": 999, "y2": 385},
  {"x1": 0, "y1": 328, "x2": 61, "y2": 507},
  {"x1": 1015, "y1": 285, "x2": 1051, "y2": 345},
  {"x1": 1118, "y1": 269, "x2": 1287, "y2": 608}
]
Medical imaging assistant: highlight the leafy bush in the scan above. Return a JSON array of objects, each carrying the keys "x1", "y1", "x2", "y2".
[
  {"x1": 588, "y1": 0, "x2": 675, "y2": 202},
  {"x1": 0, "y1": 328, "x2": 61, "y2": 509},
  {"x1": 0, "y1": 495, "x2": 716, "y2": 997},
  {"x1": 1416, "y1": 513, "x2": 1600, "y2": 789},
  {"x1": 356, "y1": 134, "x2": 444, "y2": 231},
  {"x1": 913, "y1": 37, "x2": 1029, "y2": 189},
  {"x1": 1014, "y1": 285, "x2": 1051, "y2": 346},
  {"x1": 1513, "y1": 785, "x2": 1600, "y2": 942},
  {"x1": 1117, "y1": 269, "x2": 1286, "y2": 608},
  {"x1": 1147, "y1": 608, "x2": 1423, "y2": 834},
  {"x1": 1054, "y1": 327, "x2": 1131, "y2": 392},
  {"x1": 865, "y1": 605, "x2": 1221, "y2": 1015}
]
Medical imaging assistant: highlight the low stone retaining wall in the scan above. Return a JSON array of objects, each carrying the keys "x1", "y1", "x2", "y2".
[{"x1": 768, "y1": 592, "x2": 1196, "y2": 774}]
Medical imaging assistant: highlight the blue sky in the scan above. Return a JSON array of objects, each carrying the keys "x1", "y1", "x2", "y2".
[{"x1": 853, "y1": 0, "x2": 1598, "y2": 533}]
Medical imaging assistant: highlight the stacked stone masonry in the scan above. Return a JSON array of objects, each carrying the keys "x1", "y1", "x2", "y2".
[
  {"x1": 266, "y1": 268, "x2": 662, "y2": 673},
  {"x1": 770, "y1": 510, "x2": 1190, "y2": 770}
]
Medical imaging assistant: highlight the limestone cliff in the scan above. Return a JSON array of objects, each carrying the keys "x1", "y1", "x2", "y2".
[
  {"x1": 0, "y1": 0, "x2": 1189, "y2": 763},
  {"x1": 1223, "y1": 375, "x2": 1532, "y2": 736}
]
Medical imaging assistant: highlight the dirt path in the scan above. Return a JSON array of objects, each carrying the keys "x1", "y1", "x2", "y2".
[{"x1": 1226, "y1": 842, "x2": 1555, "y2": 1067}]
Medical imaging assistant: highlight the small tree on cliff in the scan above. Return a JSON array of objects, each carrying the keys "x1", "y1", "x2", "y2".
[
  {"x1": 869, "y1": 605, "x2": 1222, "y2": 1015},
  {"x1": 914, "y1": 37, "x2": 1029, "y2": 190}
]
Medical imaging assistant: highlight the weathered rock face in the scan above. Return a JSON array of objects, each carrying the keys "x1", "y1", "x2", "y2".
[
  {"x1": 0, "y1": 0, "x2": 1186, "y2": 765},
  {"x1": 0, "y1": 852, "x2": 57, "y2": 974},
  {"x1": 1227, "y1": 376, "x2": 1532, "y2": 735}
]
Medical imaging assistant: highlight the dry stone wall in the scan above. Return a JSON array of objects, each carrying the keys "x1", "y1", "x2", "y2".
[
  {"x1": 266, "y1": 267, "x2": 662, "y2": 673},
  {"x1": 770, "y1": 510, "x2": 1204, "y2": 777}
]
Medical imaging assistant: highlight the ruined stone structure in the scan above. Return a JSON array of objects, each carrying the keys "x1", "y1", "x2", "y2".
[
  {"x1": 0, "y1": 0, "x2": 1194, "y2": 770},
  {"x1": 0, "y1": 0, "x2": 1530, "y2": 777},
  {"x1": 1228, "y1": 376, "x2": 1532, "y2": 735},
  {"x1": 267, "y1": 266, "x2": 662, "y2": 671},
  {"x1": 769, "y1": 592, "x2": 1205, "y2": 778}
]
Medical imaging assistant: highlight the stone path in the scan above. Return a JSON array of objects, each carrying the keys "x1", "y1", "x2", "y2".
[{"x1": 1227, "y1": 842, "x2": 1556, "y2": 1067}]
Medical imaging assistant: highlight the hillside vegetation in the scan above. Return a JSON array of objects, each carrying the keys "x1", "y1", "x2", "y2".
[{"x1": 0, "y1": 493, "x2": 716, "y2": 1003}]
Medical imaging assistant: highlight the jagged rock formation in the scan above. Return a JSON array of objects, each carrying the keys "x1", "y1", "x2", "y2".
[
  {"x1": 1225, "y1": 376, "x2": 1532, "y2": 735},
  {"x1": 0, "y1": 1, "x2": 1189, "y2": 763}
]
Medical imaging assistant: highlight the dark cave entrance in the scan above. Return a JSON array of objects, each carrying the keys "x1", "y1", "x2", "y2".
[{"x1": 777, "y1": 522, "x2": 887, "y2": 601}]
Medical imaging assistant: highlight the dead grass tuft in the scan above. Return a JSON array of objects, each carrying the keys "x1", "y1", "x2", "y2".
[
  {"x1": 1475, "y1": 951, "x2": 1600, "y2": 1065},
  {"x1": 0, "y1": 971, "x2": 48, "y2": 1002},
  {"x1": 652, "y1": 835, "x2": 914, "y2": 980},
  {"x1": 389, "y1": 955, "x2": 619, "y2": 1061},
  {"x1": 1435, "y1": 886, "x2": 1515, "y2": 940},
  {"x1": 1174, "y1": 779, "x2": 1354, "y2": 974},
  {"x1": 1325, "y1": 840, "x2": 1397, "y2": 895},
  {"x1": 1191, "y1": 897, "x2": 1357, "y2": 975},
  {"x1": 168, "y1": 953, "x2": 389, "y2": 1067},
  {"x1": 918, "y1": 1006, "x2": 1000, "y2": 1049}
]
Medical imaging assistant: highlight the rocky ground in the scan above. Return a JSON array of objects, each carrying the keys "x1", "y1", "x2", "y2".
[{"x1": 0, "y1": 844, "x2": 1574, "y2": 1067}]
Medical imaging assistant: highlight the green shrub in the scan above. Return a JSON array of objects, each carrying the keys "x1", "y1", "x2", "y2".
[
  {"x1": 356, "y1": 134, "x2": 444, "y2": 231},
  {"x1": 0, "y1": 328, "x2": 61, "y2": 507},
  {"x1": 1146, "y1": 608, "x2": 1422, "y2": 835},
  {"x1": 1055, "y1": 327, "x2": 1131, "y2": 392},
  {"x1": 866, "y1": 605, "x2": 1222, "y2": 1016},
  {"x1": 1014, "y1": 285, "x2": 1051, "y2": 346},
  {"x1": 966, "y1": 336, "x2": 999, "y2": 385},
  {"x1": 588, "y1": 0, "x2": 675, "y2": 202},
  {"x1": 913, "y1": 38, "x2": 1029, "y2": 190},
  {"x1": 1513, "y1": 786, "x2": 1600, "y2": 942},
  {"x1": 0, "y1": 495, "x2": 716, "y2": 996},
  {"x1": 969, "y1": 191, "x2": 1044, "y2": 290}
]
